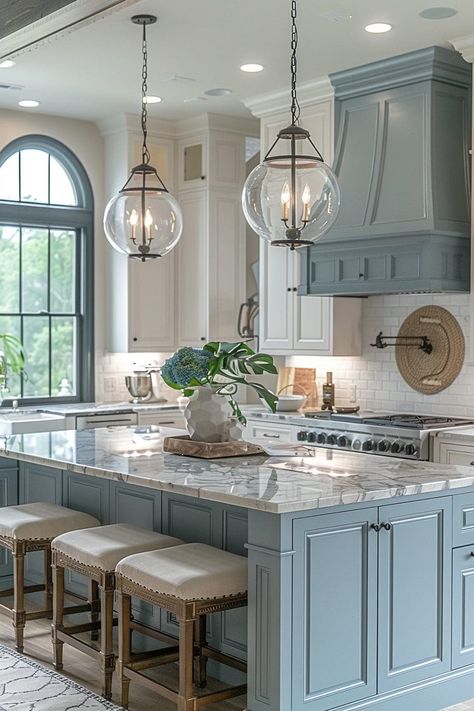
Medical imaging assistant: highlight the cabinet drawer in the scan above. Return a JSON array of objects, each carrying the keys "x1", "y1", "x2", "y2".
[
  {"x1": 137, "y1": 411, "x2": 186, "y2": 429},
  {"x1": 246, "y1": 423, "x2": 293, "y2": 443},
  {"x1": 436, "y1": 442, "x2": 474, "y2": 467},
  {"x1": 453, "y1": 493, "x2": 474, "y2": 547}
]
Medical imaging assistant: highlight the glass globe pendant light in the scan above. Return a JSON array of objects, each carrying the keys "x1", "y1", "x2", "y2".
[
  {"x1": 104, "y1": 15, "x2": 183, "y2": 261},
  {"x1": 242, "y1": 1, "x2": 340, "y2": 250}
]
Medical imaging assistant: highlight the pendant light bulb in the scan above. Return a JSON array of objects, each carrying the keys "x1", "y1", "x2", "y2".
[
  {"x1": 103, "y1": 15, "x2": 183, "y2": 261},
  {"x1": 242, "y1": 0, "x2": 340, "y2": 250}
]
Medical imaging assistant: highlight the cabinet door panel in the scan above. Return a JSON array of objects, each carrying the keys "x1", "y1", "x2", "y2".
[
  {"x1": 176, "y1": 191, "x2": 208, "y2": 346},
  {"x1": 129, "y1": 256, "x2": 176, "y2": 352},
  {"x1": 292, "y1": 508, "x2": 378, "y2": 711},
  {"x1": 19, "y1": 463, "x2": 62, "y2": 583},
  {"x1": 62, "y1": 473, "x2": 109, "y2": 598},
  {"x1": 453, "y1": 493, "x2": 474, "y2": 547},
  {"x1": 259, "y1": 240, "x2": 292, "y2": 351},
  {"x1": 452, "y1": 545, "x2": 474, "y2": 669},
  {"x1": 0, "y1": 468, "x2": 18, "y2": 577},
  {"x1": 378, "y1": 497, "x2": 451, "y2": 692},
  {"x1": 220, "y1": 509, "x2": 248, "y2": 662}
]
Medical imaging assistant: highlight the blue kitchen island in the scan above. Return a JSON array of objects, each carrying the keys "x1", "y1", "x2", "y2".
[{"x1": 2, "y1": 427, "x2": 474, "y2": 711}]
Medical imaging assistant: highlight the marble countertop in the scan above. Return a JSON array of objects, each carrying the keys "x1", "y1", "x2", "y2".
[
  {"x1": 40, "y1": 402, "x2": 181, "y2": 416},
  {"x1": 432, "y1": 426, "x2": 474, "y2": 442},
  {"x1": 2, "y1": 427, "x2": 474, "y2": 513}
]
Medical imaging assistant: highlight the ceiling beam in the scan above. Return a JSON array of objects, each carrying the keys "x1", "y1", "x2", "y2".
[{"x1": 0, "y1": 0, "x2": 141, "y2": 60}]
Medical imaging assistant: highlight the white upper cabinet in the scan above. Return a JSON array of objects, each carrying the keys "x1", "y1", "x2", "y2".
[
  {"x1": 248, "y1": 82, "x2": 362, "y2": 356},
  {"x1": 103, "y1": 113, "x2": 256, "y2": 353}
]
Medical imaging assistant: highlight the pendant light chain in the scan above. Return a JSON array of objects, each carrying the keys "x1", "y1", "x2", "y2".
[
  {"x1": 290, "y1": 0, "x2": 300, "y2": 126},
  {"x1": 141, "y1": 21, "x2": 150, "y2": 165}
]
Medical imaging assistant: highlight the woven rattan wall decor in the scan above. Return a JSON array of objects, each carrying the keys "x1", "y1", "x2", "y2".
[{"x1": 395, "y1": 306, "x2": 465, "y2": 394}]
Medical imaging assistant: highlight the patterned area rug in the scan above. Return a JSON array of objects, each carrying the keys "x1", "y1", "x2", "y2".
[{"x1": 0, "y1": 644, "x2": 121, "y2": 710}]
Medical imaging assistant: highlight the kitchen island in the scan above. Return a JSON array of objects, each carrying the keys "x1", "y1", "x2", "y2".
[{"x1": 2, "y1": 427, "x2": 474, "y2": 711}]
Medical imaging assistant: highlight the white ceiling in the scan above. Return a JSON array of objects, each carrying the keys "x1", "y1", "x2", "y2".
[{"x1": 0, "y1": 0, "x2": 473, "y2": 123}]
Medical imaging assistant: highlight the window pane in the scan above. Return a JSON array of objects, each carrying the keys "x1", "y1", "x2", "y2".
[
  {"x1": 22, "y1": 228, "x2": 48, "y2": 312},
  {"x1": 51, "y1": 316, "x2": 76, "y2": 396},
  {"x1": 0, "y1": 153, "x2": 19, "y2": 201},
  {"x1": 0, "y1": 225, "x2": 20, "y2": 312},
  {"x1": 20, "y1": 149, "x2": 49, "y2": 203},
  {"x1": 23, "y1": 315, "x2": 50, "y2": 397},
  {"x1": 0, "y1": 315, "x2": 21, "y2": 398},
  {"x1": 49, "y1": 156, "x2": 77, "y2": 206},
  {"x1": 50, "y1": 229, "x2": 75, "y2": 313}
]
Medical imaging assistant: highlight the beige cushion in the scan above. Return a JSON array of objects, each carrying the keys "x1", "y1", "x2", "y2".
[
  {"x1": 116, "y1": 543, "x2": 248, "y2": 601},
  {"x1": 0, "y1": 502, "x2": 100, "y2": 541},
  {"x1": 52, "y1": 524, "x2": 183, "y2": 572}
]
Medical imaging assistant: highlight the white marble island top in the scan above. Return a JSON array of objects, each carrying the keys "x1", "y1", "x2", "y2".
[{"x1": 2, "y1": 427, "x2": 474, "y2": 513}]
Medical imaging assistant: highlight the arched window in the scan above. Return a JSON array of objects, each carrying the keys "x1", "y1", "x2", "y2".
[{"x1": 0, "y1": 135, "x2": 94, "y2": 402}]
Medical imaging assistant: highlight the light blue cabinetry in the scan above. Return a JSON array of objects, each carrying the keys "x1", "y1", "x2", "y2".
[
  {"x1": 292, "y1": 508, "x2": 378, "y2": 711},
  {"x1": 452, "y1": 546, "x2": 474, "y2": 670},
  {"x1": 378, "y1": 497, "x2": 452, "y2": 691},
  {"x1": 0, "y1": 459, "x2": 18, "y2": 578}
]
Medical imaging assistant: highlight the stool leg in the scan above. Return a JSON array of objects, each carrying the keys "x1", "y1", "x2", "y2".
[
  {"x1": 178, "y1": 619, "x2": 197, "y2": 711},
  {"x1": 44, "y1": 547, "x2": 53, "y2": 615},
  {"x1": 193, "y1": 614, "x2": 208, "y2": 688},
  {"x1": 12, "y1": 542, "x2": 26, "y2": 653},
  {"x1": 89, "y1": 579, "x2": 100, "y2": 642},
  {"x1": 52, "y1": 564, "x2": 65, "y2": 670},
  {"x1": 118, "y1": 592, "x2": 132, "y2": 710},
  {"x1": 99, "y1": 577, "x2": 115, "y2": 700}
]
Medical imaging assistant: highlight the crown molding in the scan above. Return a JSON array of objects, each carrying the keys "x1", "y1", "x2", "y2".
[
  {"x1": 244, "y1": 76, "x2": 333, "y2": 118},
  {"x1": 98, "y1": 113, "x2": 176, "y2": 139},
  {"x1": 0, "y1": 0, "x2": 141, "y2": 60},
  {"x1": 175, "y1": 112, "x2": 259, "y2": 137},
  {"x1": 451, "y1": 34, "x2": 474, "y2": 63}
]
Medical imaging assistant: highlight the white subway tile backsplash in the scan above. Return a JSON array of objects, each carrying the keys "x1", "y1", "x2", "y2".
[{"x1": 287, "y1": 293, "x2": 473, "y2": 415}]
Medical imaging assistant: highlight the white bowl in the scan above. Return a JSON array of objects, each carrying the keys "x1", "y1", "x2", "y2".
[{"x1": 275, "y1": 394, "x2": 306, "y2": 412}]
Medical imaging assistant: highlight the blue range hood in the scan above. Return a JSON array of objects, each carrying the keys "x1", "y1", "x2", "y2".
[{"x1": 301, "y1": 46, "x2": 472, "y2": 297}]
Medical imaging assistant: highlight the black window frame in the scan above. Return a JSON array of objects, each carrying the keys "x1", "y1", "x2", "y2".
[{"x1": 0, "y1": 134, "x2": 94, "y2": 404}]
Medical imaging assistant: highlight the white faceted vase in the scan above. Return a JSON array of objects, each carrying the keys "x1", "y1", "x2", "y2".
[{"x1": 184, "y1": 386, "x2": 242, "y2": 443}]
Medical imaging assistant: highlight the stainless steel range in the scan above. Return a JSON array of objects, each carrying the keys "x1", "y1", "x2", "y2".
[{"x1": 295, "y1": 412, "x2": 474, "y2": 461}]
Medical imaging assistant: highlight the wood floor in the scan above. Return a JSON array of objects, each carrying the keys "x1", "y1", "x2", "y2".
[{"x1": 0, "y1": 609, "x2": 472, "y2": 711}]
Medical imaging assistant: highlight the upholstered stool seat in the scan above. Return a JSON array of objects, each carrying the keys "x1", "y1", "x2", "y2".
[
  {"x1": 51, "y1": 523, "x2": 183, "y2": 700},
  {"x1": 116, "y1": 543, "x2": 248, "y2": 711},
  {"x1": 0, "y1": 502, "x2": 99, "y2": 541},
  {"x1": 0, "y1": 502, "x2": 99, "y2": 654}
]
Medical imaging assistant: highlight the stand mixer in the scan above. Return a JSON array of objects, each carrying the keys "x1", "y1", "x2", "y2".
[{"x1": 125, "y1": 365, "x2": 167, "y2": 404}]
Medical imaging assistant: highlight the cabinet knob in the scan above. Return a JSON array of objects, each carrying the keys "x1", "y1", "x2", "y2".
[
  {"x1": 287, "y1": 287, "x2": 291, "y2": 292},
  {"x1": 293, "y1": 287, "x2": 298, "y2": 292},
  {"x1": 470, "y1": 462, "x2": 474, "y2": 466},
  {"x1": 382, "y1": 522, "x2": 392, "y2": 531},
  {"x1": 470, "y1": 552, "x2": 474, "y2": 557},
  {"x1": 370, "y1": 523, "x2": 381, "y2": 532},
  {"x1": 133, "y1": 337, "x2": 138, "y2": 342},
  {"x1": 201, "y1": 337, "x2": 206, "y2": 341}
]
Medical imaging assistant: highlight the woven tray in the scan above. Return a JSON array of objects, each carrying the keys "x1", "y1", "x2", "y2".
[
  {"x1": 395, "y1": 306, "x2": 465, "y2": 394},
  {"x1": 163, "y1": 435, "x2": 265, "y2": 459}
]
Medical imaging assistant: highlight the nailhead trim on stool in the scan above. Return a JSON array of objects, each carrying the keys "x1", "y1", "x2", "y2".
[
  {"x1": 50, "y1": 524, "x2": 183, "y2": 701},
  {"x1": 115, "y1": 543, "x2": 248, "y2": 711},
  {"x1": 0, "y1": 502, "x2": 99, "y2": 654}
]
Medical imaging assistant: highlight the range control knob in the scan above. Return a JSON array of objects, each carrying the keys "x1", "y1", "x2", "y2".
[
  {"x1": 352, "y1": 439, "x2": 362, "y2": 450},
  {"x1": 337, "y1": 435, "x2": 350, "y2": 448},
  {"x1": 316, "y1": 432, "x2": 327, "y2": 444},
  {"x1": 327, "y1": 433, "x2": 338, "y2": 446},
  {"x1": 307, "y1": 431, "x2": 317, "y2": 443},
  {"x1": 297, "y1": 430, "x2": 308, "y2": 442},
  {"x1": 405, "y1": 443, "x2": 418, "y2": 457},
  {"x1": 390, "y1": 440, "x2": 404, "y2": 454},
  {"x1": 363, "y1": 439, "x2": 376, "y2": 452},
  {"x1": 378, "y1": 439, "x2": 391, "y2": 452}
]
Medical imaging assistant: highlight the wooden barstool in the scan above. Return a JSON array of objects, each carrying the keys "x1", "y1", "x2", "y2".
[
  {"x1": 116, "y1": 542, "x2": 248, "y2": 711},
  {"x1": 0, "y1": 501, "x2": 99, "y2": 653},
  {"x1": 51, "y1": 523, "x2": 183, "y2": 700}
]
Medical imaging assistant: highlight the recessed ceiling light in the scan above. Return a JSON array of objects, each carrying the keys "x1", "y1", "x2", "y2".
[
  {"x1": 0, "y1": 59, "x2": 15, "y2": 68},
  {"x1": 240, "y1": 63, "x2": 264, "y2": 73},
  {"x1": 18, "y1": 99, "x2": 39, "y2": 108},
  {"x1": 419, "y1": 6, "x2": 458, "y2": 19},
  {"x1": 143, "y1": 95, "x2": 162, "y2": 104},
  {"x1": 204, "y1": 88, "x2": 232, "y2": 97},
  {"x1": 365, "y1": 22, "x2": 392, "y2": 33}
]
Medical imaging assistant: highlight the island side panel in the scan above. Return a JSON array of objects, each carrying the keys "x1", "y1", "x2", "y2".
[
  {"x1": 0, "y1": 457, "x2": 18, "y2": 578},
  {"x1": 247, "y1": 509, "x2": 294, "y2": 711}
]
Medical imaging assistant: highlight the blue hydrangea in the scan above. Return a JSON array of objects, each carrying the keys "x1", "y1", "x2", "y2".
[{"x1": 161, "y1": 347, "x2": 214, "y2": 389}]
